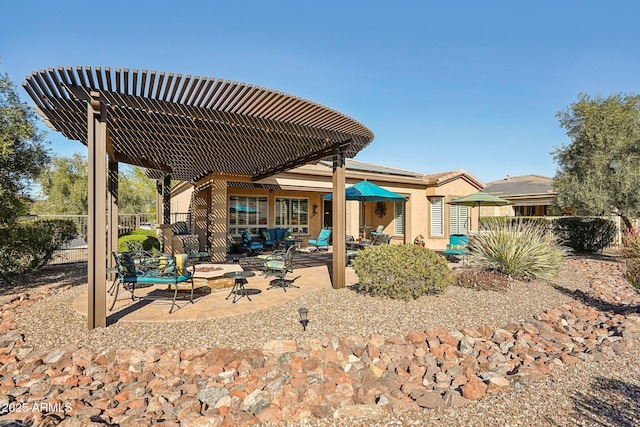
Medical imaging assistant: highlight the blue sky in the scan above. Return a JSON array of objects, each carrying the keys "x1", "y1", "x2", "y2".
[{"x1": 2, "y1": 0, "x2": 639, "y2": 184}]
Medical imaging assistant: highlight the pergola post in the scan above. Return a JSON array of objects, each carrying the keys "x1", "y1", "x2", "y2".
[
  {"x1": 210, "y1": 177, "x2": 228, "y2": 263},
  {"x1": 87, "y1": 92, "x2": 107, "y2": 329},
  {"x1": 107, "y1": 158, "x2": 118, "y2": 269},
  {"x1": 332, "y1": 152, "x2": 346, "y2": 289},
  {"x1": 163, "y1": 175, "x2": 171, "y2": 224},
  {"x1": 155, "y1": 179, "x2": 163, "y2": 224}
]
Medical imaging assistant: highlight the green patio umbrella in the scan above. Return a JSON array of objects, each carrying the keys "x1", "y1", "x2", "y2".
[{"x1": 447, "y1": 192, "x2": 512, "y2": 230}]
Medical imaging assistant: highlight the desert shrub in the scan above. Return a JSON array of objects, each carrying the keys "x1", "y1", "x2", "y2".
[
  {"x1": 621, "y1": 226, "x2": 640, "y2": 292},
  {"x1": 552, "y1": 217, "x2": 617, "y2": 253},
  {"x1": 469, "y1": 218, "x2": 567, "y2": 280},
  {"x1": 454, "y1": 268, "x2": 509, "y2": 292},
  {"x1": 480, "y1": 216, "x2": 551, "y2": 233},
  {"x1": 352, "y1": 244, "x2": 452, "y2": 300},
  {"x1": 0, "y1": 219, "x2": 77, "y2": 281},
  {"x1": 117, "y1": 229, "x2": 160, "y2": 252}
]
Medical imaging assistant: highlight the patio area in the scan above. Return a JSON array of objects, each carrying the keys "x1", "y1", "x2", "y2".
[{"x1": 72, "y1": 250, "x2": 359, "y2": 323}]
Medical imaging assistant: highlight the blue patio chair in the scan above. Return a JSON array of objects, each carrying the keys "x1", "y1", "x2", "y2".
[
  {"x1": 241, "y1": 230, "x2": 264, "y2": 254},
  {"x1": 369, "y1": 225, "x2": 384, "y2": 240},
  {"x1": 308, "y1": 228, "x2": 332, "y2": 251},
  {"x1": 261, "y1": 229, "x2": 276, "y2": 248},
  {"x1": 263, "y1": 246, "x2": 300, "y2": 291},
  {"x1": 442, "y1": 234, "x2": 469, "y2": 262}
]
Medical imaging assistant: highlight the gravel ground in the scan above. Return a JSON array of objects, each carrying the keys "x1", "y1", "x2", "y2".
[
  {"x1": 15, "y1": 260, "x2": 592, "y2": 353},
  {"x1": 8, "y1": 255, "x2": 640, "y2": 426}
]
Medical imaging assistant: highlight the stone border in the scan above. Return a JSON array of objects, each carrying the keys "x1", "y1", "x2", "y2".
[{"x1": 0, "y1": 273, "x2": 639, "y2": 425}]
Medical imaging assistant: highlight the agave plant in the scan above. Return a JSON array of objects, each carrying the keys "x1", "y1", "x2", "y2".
[{"x1": 469, "y1": 218, "x2": 567, "y2": 280}]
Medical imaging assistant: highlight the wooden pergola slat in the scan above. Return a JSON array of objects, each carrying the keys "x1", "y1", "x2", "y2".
[{"x1": 23, "y1": 66, "x2": 372, "y2": 330}]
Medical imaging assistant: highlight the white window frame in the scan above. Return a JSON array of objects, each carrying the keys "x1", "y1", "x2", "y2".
[
  {"x1": 430, "y1": 197, "x2": 444, "y2": 237},
  {"x1": 449, "y1": 204, "x2": 469, "y2": 235},
  {"x1": 394, "y1": 202, "x2": 405, "y2": 235},
  {"x1": 275, "y1": 197, "x2": 309, "y2": 234},
  {"x1": 228, "y1": 195, "x2": 268, "y2": 236}
]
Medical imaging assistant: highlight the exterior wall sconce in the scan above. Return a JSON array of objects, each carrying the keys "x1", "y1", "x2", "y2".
[
  {"x1": 312, "y1": 204, "x2": 318, "y2": 216},
  {"x1": 298, "y1": 307, "x2": 309, "y2": 331}
]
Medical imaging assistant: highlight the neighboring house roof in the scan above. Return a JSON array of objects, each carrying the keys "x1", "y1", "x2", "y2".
[
  {"x1": 423, "y1": 169, "x2": 485, "y2": 189},
  {"x1": 484, "y1": 174, "x2": 555, "y2": 198}
]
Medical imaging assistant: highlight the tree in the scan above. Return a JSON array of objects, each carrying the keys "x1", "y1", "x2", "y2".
[
  {"x1": 0, "y1": 71, "x2": 50, "y2": 224},
  {"x1": 553, "y1": 93, "x2": 640, "y2": 229},
  {"x1": 32, "y1": 153, "x2": 88, "y2": 215},
  {"x1": 32, "y1": 153, "x2": 157, "y2": 215},
  {"x1": 118, "y1": 166, "x2": 157, "y2": 214}
]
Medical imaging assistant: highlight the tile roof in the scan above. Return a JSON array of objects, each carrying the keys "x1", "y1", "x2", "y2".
[{"x1": 484, "y1": 174, "x2": 555, "y2": 197}]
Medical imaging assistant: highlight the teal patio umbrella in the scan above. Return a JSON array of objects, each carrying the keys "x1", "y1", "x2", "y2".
[
  {"x1": 323, "y1": 181, "x2": 407, "y2": 237},
  {"x1": 447, "y1": 191, "x2": 512, "y2": 230}
]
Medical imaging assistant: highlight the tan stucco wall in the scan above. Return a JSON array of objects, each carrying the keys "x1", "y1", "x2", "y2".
[
  {"x1": 171, "y1": 168, "x2": 483, "y2": 253},
  {"x1": 424, "y1": 179, "x2": 484, "y2": 251}
]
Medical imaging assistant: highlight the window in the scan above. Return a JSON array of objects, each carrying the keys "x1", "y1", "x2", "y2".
[
  {"x1": 394, "y1": 202, "x2": 405, "y2": 234},
  {"x1": 430, "y1": 197, "x2": 444, "y2": 236},
  {"x1": 228, "y1": 195, "x2": 268, "y2": 236},
  {"x1": 275, "y1": 198, "x2": 309, "y2": 234},
  {"x1": 450, "y1": 204, "x2": 469, "y2": 235},
  {"x1": 515, "y1": 206, "x2": 536, "y2": 217}
]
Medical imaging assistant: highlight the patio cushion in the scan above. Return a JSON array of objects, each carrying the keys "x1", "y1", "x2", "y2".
[{"x1": 264, "y1": 260, "x2": 285, "y2": 270}]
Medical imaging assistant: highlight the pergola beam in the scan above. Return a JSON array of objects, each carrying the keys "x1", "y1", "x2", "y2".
[
  {"x1": 253, "y1": 139, "x2": 352, "y2": 181},
  {"x1": 22, "y1": 66, "x2": 375, "y2": 330}
]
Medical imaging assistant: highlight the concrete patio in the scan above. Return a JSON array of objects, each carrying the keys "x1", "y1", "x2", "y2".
[{"x1": 73, "y1": 250, "x2": 359, "y2": 324}]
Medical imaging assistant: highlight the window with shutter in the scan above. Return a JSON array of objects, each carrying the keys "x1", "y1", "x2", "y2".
[
  {"x1": 449, "y1": 205, "x2": 469, "y2": 234},
  {"x1": 430, "y1": 197, "x2": 444, "y2": 236},
  {"x1": 394, "y1": 202, "x2": 405, "y2": 234}
]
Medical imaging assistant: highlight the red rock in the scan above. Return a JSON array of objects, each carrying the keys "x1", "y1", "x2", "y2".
[
  {"x1": 182, "y1": 415, "x2": 224, "y2": 427},
  {"x1": 406, "y1": 331, "x2": 427, "y2": 344},
  {"x1": 256, "y1": 403, "x2": 282, "y2": 424},
  {"x1": 486, "y1": 376, "x2": 510, "y2": 393},
  {"x1": 180, "y1": 347, "x2": 208, "y2": 361},
  {"x1": 262, "y1": 340, "x2": 298, "y2": 357},
  {"x1": 460, "y1": 380, "x2": 487, "y2": 400}
]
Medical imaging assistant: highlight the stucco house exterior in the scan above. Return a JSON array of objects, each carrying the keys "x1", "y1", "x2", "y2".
[
  {"x1": 171, "y1": 159, "x2": 483, "y2": 252},
  {"x1": 481, "y1": 174, "x2": 563, "y2": 218}
]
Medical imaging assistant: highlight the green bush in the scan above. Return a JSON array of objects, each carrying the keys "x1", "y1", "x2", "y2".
[
  {"x1": 117, "y1": 229, "x2": 160, "y2": 252},
  {"x1": 552, "y1": 217, "x2": 617, "y2": 253},
  {"x1": 0, "y1": 219, "x2": 77, "y2": 281},
  {"x1": 352, "y1": 244, "x2": 452, "y2": 300},
  {"x1": 470, "y1": 218, "x2": 567, "y2": 280},
  {"x1": 621, "y1": 226, "x2": 640, "y2": 292},
  {"x1": 454, "y1": 268, "x2": 509, "y2": 292}
]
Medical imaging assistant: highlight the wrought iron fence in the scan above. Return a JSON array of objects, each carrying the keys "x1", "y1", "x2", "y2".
[{"x1": 22, "y1": 213, "x2": 192, "y2": 265}]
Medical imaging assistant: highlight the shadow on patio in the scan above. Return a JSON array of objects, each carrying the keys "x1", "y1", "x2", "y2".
[{"x1": 72, "y1": 249, "x2": 359, "y2": 325}]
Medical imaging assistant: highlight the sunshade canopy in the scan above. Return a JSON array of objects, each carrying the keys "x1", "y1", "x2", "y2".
[
  {"x1": 447, "y1": 191, "x2": 512, "y2": 207},
  {"x1": 23, "y1": 67, "x2": 375, "y2": 182},
  {"x1": 322, "y1": 180, "x2": 407, "y2": 202}
]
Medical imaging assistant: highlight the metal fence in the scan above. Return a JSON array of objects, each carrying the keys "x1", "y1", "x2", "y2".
[{"x1": 23, "y1": 212, "x2": 192, "y2": 265}]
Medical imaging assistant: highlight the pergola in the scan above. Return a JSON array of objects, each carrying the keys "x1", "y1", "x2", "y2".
[{"x1": 23, "y1": 66, "x2": 374, "y2": 329}]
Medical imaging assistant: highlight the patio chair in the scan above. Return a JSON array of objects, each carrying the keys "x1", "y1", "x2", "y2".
[
  {"x1": 369, "y1": 225, "x2": 384, "y2": 240},
  {"x1": 182, "y1": 236, "x2": 211, "y2": 264},
  {"x1": 263, "y1": 246, "x2": 300, "y2": 291},
  {"x1": 241, "y1": 230, "x2": 264, "y2": 255},
  {"x1": 442, "y1": 234, "x2": 469, "y2": 263},
  {"x1": 261, "y1": 229, "x2": 276, "y2": 248},
  {"x1": 373, "y1": 233, "x2": 392, "y2": 245},
  {"x1": 308, "y1": 228, "x2": 331, "y2": 251}
]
